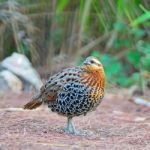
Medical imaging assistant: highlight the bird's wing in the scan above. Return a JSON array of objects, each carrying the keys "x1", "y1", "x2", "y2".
[{"x1": 35, "y1": 67, "x2": 82, "y2": 103}]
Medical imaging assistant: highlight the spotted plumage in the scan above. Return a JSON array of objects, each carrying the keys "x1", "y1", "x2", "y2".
[{"x1": 24, "y1": 56, "x2": 105, "y2": 134}]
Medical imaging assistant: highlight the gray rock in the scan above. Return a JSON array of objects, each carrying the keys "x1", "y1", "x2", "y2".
[
  {"x1": 0, "y1": 70, "x2": 23, "y2": 93},
  {"x1": 0, "y1": 75, "x2": 10, "y2": 91},
  {"x1": 1, "y1": 52, "x2": 42, "y2": 90}
]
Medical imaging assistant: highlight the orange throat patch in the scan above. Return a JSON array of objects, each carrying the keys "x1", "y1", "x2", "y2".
[{"x1": 81, "y1": 67, "x2": 105, "y2": 90}]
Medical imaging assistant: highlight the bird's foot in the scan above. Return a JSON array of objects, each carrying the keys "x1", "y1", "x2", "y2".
[
  {"x1": 63, "y1": 127, "x2": 80, "y2": 135},
  {"x1": 63, "y1": 127, "x2": 93, "y2": 136}
]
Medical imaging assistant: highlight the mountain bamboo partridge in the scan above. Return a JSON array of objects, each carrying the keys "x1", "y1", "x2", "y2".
[{"x1": 24, "y1": 56, "x2": 106, "y2": 134}]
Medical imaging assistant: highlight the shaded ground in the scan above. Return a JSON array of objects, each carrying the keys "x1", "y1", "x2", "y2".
[{"x1": 0, "y1": 92, "x2": 150, "y2": 150}]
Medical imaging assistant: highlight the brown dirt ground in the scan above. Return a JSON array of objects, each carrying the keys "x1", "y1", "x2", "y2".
[{"x1": 0, "y1": 92, "x2": 150, "y2": 150}]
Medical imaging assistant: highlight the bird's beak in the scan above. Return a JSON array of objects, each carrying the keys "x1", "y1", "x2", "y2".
[{"x1": 83, "y1": 62, "x2": 90, "y2": 66}]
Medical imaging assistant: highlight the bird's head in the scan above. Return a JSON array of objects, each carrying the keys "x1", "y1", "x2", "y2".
[{"x1": 82, "y1": 56, "x2": 103, "y2": 72}]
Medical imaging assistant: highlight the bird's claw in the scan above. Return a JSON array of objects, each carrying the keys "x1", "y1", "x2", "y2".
[{"x1": 63, "y1": 127, "x2": 80, "y2": 135}]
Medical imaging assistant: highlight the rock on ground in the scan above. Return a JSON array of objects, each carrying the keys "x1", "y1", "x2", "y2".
[
  {"x1": 1, "y1": 52, "x2": 42, "y2": 91},
  {"x1": 0, "y1": 70, "x2": 23, "y2": 92}
]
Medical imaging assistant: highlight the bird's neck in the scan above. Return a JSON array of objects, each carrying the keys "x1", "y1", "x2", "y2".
[{"x1": 81, "y1": 68, "x2": 105, "y2": 89}]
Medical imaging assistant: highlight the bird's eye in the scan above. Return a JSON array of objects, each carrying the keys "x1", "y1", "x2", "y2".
[{"x1": 90, "y1": 60, "x2": 95, "y2": 64}]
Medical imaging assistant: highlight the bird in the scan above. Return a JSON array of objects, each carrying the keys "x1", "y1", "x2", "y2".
[{"x1": 24, "y1": 56, "x2": 106, "y2": 135}]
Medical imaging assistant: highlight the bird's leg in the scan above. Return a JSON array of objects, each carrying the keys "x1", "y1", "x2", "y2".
[{"x1": 64, "y1": 117, "x2": 79, "y2": 135}]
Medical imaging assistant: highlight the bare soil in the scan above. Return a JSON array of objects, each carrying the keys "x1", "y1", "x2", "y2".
[{"x1": 0, "y1": 92, "x2": 150, "y2": 150}]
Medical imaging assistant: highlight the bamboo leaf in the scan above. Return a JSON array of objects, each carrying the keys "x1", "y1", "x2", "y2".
[
  {"x1": 131, "y1": 11, "x2": 150, "y2": 26},
  {"x1": 56, "y1": 0, "x2": 70, "y2": 15}
]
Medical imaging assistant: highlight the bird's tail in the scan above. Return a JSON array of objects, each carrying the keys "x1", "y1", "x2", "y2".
[
  {"x1": 24, "y1": 93, "x2": 42, "y2": 110},
  {"x1": 24, "y1": 100, "x2": 42, "y2": 109}
]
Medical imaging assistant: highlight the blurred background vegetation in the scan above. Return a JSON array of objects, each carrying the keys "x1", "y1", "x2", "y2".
[{"x1": 0, "y1": 0, "x2": 150, "y2": 93}]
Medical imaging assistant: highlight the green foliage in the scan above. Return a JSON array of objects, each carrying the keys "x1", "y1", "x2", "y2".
[
  {"x1": 142, "y1": 55, "x2": 150, "y2": 71},
  {"x1": 90, "y1": 46, "x2": 150, "y2": 88},
  {"x1": 0, "y1": 0, "x2": 150, "y2": 89},
  {"x1": 56, "y1": 0, "x2": 70, "y2": 15},
  {"x1": 126, "y1": 50, "x2": 141, "y2": 69},
  {"x1": 91, "y1": 52, "x2": 126, "y2": 86},
  {"x1": 131, "y1": 11, "x2": 150, "y2": 27},
  {"x1": 114, "y1": 22, "x2": 127, "y2": 32},
  {"x1": 90, "y1": 18, "x2": 150, "y2": 88}
]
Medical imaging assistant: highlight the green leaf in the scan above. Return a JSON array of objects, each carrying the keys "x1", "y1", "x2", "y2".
[
  {"x1": 131, "y1": 11, "x2": 150, "y2": 26},
  {"x1": 126, "y1": 73, "x2": 140, "y2": 87},
  {"x1": 79, "y1": 0, "x2": 85, "y2": 14},
  {"x1": 126, "y1": 50, "x2": 141, "y2": 69},
  {"x1": 56, "y1": 0, "x2": 70, "y2": 15},
  {"x1": 138, "y1": 42, "x2": 150, "y2": 54},
  {"x1": 105, "y1": 61, "x2": 123, "y2": 81},
  {"x1": 118, "y1": 73, "x2": 140, "y2": 87},
  {"x1": 141, "y1": 55, "x2": 150, "y2": 71},
  {"x1": 108, "y1": 63, "x2": 122, "y2": 74},
  {"x1": 139, "y1": 4, "x2": 149, "y2": 13},
  {"x1": 114, "y1": 22, "x2": 127, "y2": 32},
  {"x1": 124, "y1": 39, "x2": 132, "y2": 48},
  {"x1": 114, "y1": 39, "x2": 122, "y2": 49},
  {"x1": 100, "y1": 54, "x2": 114, "y2": 66},
  {"x1": 117, "y1": 76, "x2": 128, "y2": 87},
  {"x1": 132, "y1": 28, "x2": 145, "y2": 39}
]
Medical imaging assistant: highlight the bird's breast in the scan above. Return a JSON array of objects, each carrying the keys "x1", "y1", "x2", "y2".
[
  {"x1": 81, "y1": 69, "x2": 105, "y2": 102},
  {"x1": 81, "y1": 69, "x2": 105, "y2": 89}
]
